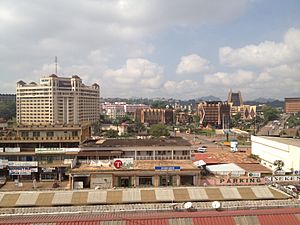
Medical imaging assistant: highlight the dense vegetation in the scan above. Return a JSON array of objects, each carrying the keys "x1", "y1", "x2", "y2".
[
  {"x1": 287, "y1": 112, "x2": 300, "y2": 128},
  {"x1": 0, "y1": 101, "x2": 16, "y2": 120}
]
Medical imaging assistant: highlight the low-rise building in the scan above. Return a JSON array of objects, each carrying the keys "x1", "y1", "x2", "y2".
[
  {"x1": 0, "y1": 124, "x2": 91, "y2": 181},
  {"x1": 251, "y1": 135, "x2": 300, "y2": 173}
]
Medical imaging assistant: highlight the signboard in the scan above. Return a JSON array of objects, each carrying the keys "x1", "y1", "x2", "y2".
[
  {"x1": 248, "y1": 172, "x2": 261, "y2": 178},
  {"x1": 155, "y1": 166, "x2": 181, "y2": 171},
  {"x1": 264, "y1": 176, "x2": 300, "y2": 183},
  {"x1": 199, "y1": 177, "x2": 265, "y2": 186},
  {"x1": 64, "y1": 148, "x2": 80, "y2": 153},
  {"x1": 5, "y1": 147, "x2": 20, "y2": 153},
  {"x1": 113, "y1": 158, "x2": 133, "y2": 170},
  {"x1": 35, "y1": 148, "x2": 65, "y2": 154},
  {"x1": 8, "y1": 161, "x2": 38, "y2": 167},
  {"x1": 0, "y1": 159, "x2": 8, "y2": 168},
  {"x1": 9, "y1": 167, "x2": 38, "y2": 175},
  {"x1": 273, "y1": 170, "x2": 286, "y2": 176},
  {"x1": 42, "y1": 168, "x2": 56, "y2": 173}
]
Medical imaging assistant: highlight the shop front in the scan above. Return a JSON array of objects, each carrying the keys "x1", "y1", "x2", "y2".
[
  {"x1": 39, "y1": 167, "x2": 67, "y2": 181},
  {"x1": 8, "y1": 161, "x2": 38, "y2": 181},
  {"x1": 90, "y1": 173, "x2": 113, "y2": 189},
  {"x1": 138, "y1": 176, "x2": 153, "y2": 186},
  {"x1": 40, "y1": 167, "x2": 58, "y2": 180}
]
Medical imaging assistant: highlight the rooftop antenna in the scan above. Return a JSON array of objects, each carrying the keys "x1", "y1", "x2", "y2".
[{"x1": 55, "y1": 56, "x2": 58, "y2": 75}]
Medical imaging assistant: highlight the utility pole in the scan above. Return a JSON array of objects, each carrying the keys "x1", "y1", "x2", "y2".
[{"x1": 55, "y1": 56, "x2": 58, "y2": 74}]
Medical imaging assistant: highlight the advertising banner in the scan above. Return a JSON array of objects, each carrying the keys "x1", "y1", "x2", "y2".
[
  {"x1": 35, "y1": 148, "x2": 65, "y2": 154},
  {"x1": 9, "y1": 167, "x2": 37, "y2": 175},
  {"x1": 113, "y1": 158, "x2": 134, "y2": 170},
  {"x1": 8, "y1": 161, "x2": 38, "y2": 167},
  {"x1": 5, "y1": 147, "x2": 20, "y2": 153}
]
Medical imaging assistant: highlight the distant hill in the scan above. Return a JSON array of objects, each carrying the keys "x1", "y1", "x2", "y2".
[
  {"x1": 198, "y1": 95, "x2": 222, "y2": 102},
  {"x1": 244, "y1": 99, "x2": 284, "y2": 108},
  {"x1": 252, "y1": 98, "x2": 278, "y2": 103}
]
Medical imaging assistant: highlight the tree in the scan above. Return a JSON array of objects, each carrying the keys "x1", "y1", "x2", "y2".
[
  {"x1": 231, "y1": 112, "x2": 242, "y2": 128},
  {"x1": 92, "y1": 121, "x2": 102, "y2": 136},
  {"x1": 149, "y1": 124, "x2": 170, "y2": 137},
  {"x1": 263, "y1": 106, "x2": 279, "y2": 123},
  {"x1": 105, "y1": 129, "x2": 119, "y2": 138},
  {"x1": 0, "y1": 101, "x2": 16, "y2": 120}
]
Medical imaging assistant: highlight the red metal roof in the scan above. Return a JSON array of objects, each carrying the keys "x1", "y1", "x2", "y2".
[
  {"x1": 127, "y1": 219, "x2": 168, "y2": 225},
  {"x1": 1, "y1": 208, "x2": 300, "y2": 225},
  {"x1": 193, "y1": 217, "x2": 236, "y2": 225},
  {"x1": 258, "y1": 214, "x2": 300, "y2": 225},
  {"x1": 192, "y1": 153, "x2": 220, "y2": 164}
]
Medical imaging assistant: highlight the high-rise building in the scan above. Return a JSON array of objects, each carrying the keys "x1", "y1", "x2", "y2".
[
  {"x1": 197, "y1": 101, "x2": 231, "y2": 129},
  {"x1": 227, "y1": 90, "x2": 243, "y2": 107},
  {"x1": 285, "y1": 98, "x2": 300, "y2": 114},
  {"x1": 16, "y1": 74, "x2": 100, "y2": 125},
  {"x1": 227, "y1": 90, "x2": 256, "y2": 120}
]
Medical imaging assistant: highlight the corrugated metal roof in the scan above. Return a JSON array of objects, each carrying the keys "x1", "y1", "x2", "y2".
[
  {"x1": 2, "y1": 208, "x2": 300, "y2": 225},
  {"x1": 258, "y1": 214, "x2": 300, "y2": 225},
  {"x1": 193, "y1": 217, "x2": 236, "y2": 225}
]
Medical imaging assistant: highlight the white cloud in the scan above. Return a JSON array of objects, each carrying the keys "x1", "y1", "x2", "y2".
[
  {"x1": 104, "y1": 58, "x2": 163, "y2": 91},
  {"x1": 163, "y1": 80, "x2": 202, "y2": 99},
  {"x1": 176, "y1": 54, "x2": 211, "y2": 74},
  {"x1": 204, "y1": 70, "x2": 257, "y2": 87},
  {"x1": 219, "y1": 28, "x2": 300, "y2": 68}
]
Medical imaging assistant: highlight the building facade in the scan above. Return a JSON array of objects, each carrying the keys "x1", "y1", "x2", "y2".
[
  {"x1": 100, "y1": 102, "x2": 150, "y2": 119},
  {"x1": 227, "y1": 90, "x2": 256, "y2": 120},
  {"x1": 135, "y1": 108, "x2": 175, "y2": 125},
  {"x1": 251, "y1": 135, "x2": 300, "y2": 173},
  {"x1": 285, "y1": 98, "x2": 300, "y2": 114},
  {"x1": 197, "y1": 101, "x2": 231, "y2": 129},
  {"x1": 16, "y1": 74, "x2": 100, "y2": 125}
]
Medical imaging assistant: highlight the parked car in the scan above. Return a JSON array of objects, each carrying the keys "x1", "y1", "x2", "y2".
[
  {"x1": 285, "y1": 185, "x2": 298, "y2": 193},
  {"x1": 196, "y1": 146, "x2": 207, "y2": 153}
]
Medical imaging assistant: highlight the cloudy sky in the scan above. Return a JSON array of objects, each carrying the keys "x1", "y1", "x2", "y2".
[{"x1": 1, "y1": 0, "x2": 300, "y2": 100}]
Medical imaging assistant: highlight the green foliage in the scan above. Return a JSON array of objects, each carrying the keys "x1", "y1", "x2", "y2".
[
  {"x1": 92, "y1": 121, "x2": 102, "y2": 136},
  {"x1": 149, "y1": 124, "x2": 170, "y2": 137},
  {"x1": 150, "y1": 101, "x2": 167, "y2": 109},
  {"x1": 194, "y1": 129, "x2": 215, "y2": 136},
  {"x1": 104, "y1": 129, "x2": 119, "y2": 138},
  {"x1": 287, "y1": 112, "x2": 300, "y2": 128},
  {"x1": 231, "y1": 112, "x2": 242, "y2": 127},
  {"x1": 262, "y1": 106, "x2": 279, "y2": 123},
  {"x1": 0, "y1": 101, "x2": 16, "y2": 120}
]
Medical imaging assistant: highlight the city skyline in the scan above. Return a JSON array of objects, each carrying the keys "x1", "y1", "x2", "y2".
[{"x1": 1, "y1": 0, "x2": 300, "y2": 100}]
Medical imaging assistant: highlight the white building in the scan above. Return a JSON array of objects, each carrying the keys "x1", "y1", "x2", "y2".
[
  {"x1": 100, "y1": 102, "x2": 150, "y2": 119},
  {"x1": 16, "y1": 74, "x2": 100, "y2": 125},
  {"x1": 251, "y1": 135, "x2": 300, "y2": 173}
]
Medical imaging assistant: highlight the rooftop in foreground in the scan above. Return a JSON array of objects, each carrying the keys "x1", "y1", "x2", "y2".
[
  {"x1": 0, "y1": 186, "x2": 290, "y2": 208},
  {"x1": 1, "y1": 207, "x2": 300, "y2": 225}
]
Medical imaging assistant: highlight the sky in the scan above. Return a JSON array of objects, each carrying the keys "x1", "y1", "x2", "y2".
[{"x1": 0, "y1": 0, "x2": 300, "y2": 100}]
